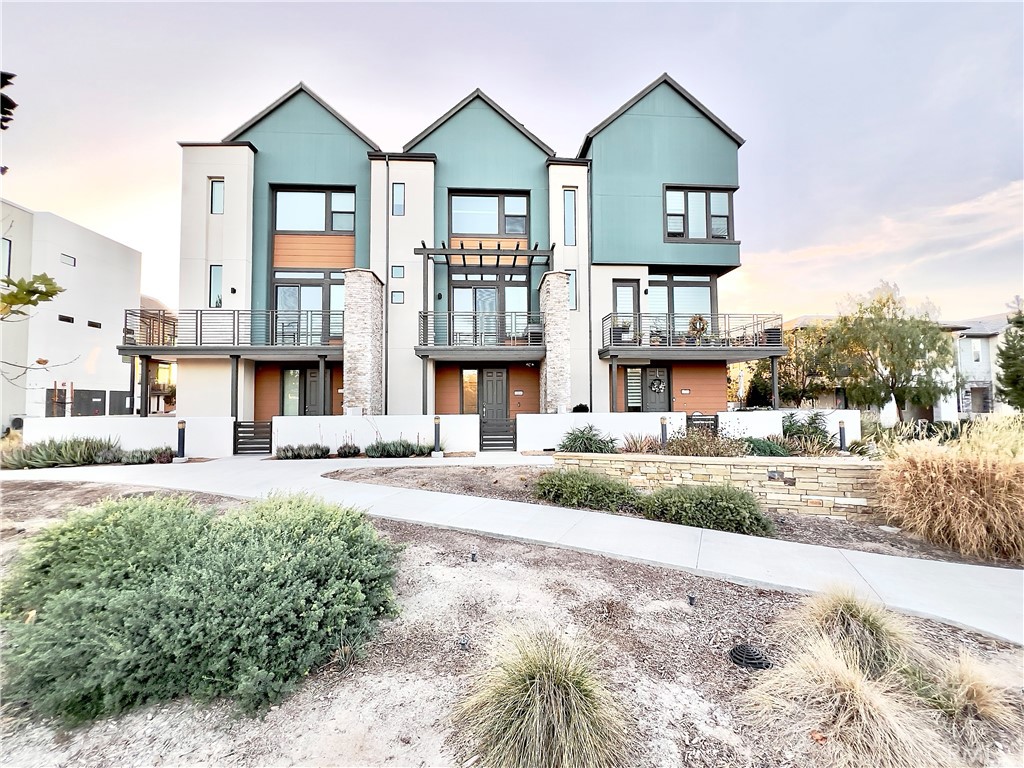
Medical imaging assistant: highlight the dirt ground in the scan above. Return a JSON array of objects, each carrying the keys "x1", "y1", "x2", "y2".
[
  {"x1": 1, "y1": 481, "x2": 1022, "y2": 768},
  {"x1": 327, "y1": 465, "x2": 1017, "y2": 568}
]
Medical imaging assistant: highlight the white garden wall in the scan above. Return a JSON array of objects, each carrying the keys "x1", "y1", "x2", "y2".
[
  {"x1": 272, "y1": 415, "x2": 480, "y2": 453},
  {"x1": 717, "y1": 411, "x2": 782, "y2": 438},
  {"x1": 516, "y1": 412, "x2": 685, "y2": 451},
  {"x1": 20, "y1": 416, "x2": 235, "y2": 457}
]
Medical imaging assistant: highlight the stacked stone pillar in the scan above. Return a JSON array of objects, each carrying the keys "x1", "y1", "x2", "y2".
[
  {"x1": 539, "y1": 271, "x2": 571, "y2": 413},
  {"x1": 342, "y1": 269, "x2": 384, "y2": 415}
]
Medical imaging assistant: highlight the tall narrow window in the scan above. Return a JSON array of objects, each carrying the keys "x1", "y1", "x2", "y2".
[
  {"x1": 392, "y1": 182, "x2": 405, "y2": 216},
  {"x1": 563, "y1": 189, "x2": 577, "y2": 246},
  {"x1": 2, "y1": 238, "x2": 10, "y2": 277},
  {"x1": 566, "y1": 269, "x2": 578, "y2": 310},
  {"x1": 210, "y1": 179, "x2": 225, "y2": 214},
  {"x1": 209, "y1": 265, "x2": 223, "y2": 308},
  {"x1": 462, "y1": 369, "x2": 479, "y2": 413}
]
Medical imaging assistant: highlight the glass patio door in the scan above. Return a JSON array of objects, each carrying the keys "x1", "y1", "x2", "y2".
[
  {"x1": 452, "y1": 286, "x2": 498, "y2": 345},
  {"x1": 276, "y1": 285, "x2": 323, "y2": 345}
]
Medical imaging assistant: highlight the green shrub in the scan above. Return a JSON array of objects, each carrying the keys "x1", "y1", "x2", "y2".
[
  {"x1": 557, "y1": 425, "x2": 618, "y2": 454},
  {"x1": 534, "y1": 469, "x2": 639, "y2": 513},
  {"x1": 0, "y1": 437, "x2": 123, "y2": 470},
  {"x1": 336, "y1": 443, "x2": 361, "y2": 458},
  {"x1": 121, "y1": 446, "x2": 175, "y2": 465},
  {"x1": 363, "y1": 438, "x2": 431, "y2": 458},
  {"x1": 620, "y1": 433, "x2": 662, "y2": 454},
  {"x1": 744, "y1": 436, "x2": 791, "y2": 457},
  {"x1": 664, "y1": 426, "x2": 747, "y2": 457},
  {"x1": 783, "y1": 411, "x2": 831, "y2": 441},
  {"x1": 455, "y1": 627, "x2": 627, "y2": 768},
  {"x1": 276, "y1": 443, "x2": 331, "y2": 460},
  {"x1": 642, "y1": 484, "x2": 775, "y2": 536},
  {"x1": 1, "y1": 494, "x2": 398, "y2": 722}
]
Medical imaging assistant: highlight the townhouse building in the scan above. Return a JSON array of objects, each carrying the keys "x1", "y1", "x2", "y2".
[
  {"x1": 2, "y1": 199, "x2": 142, "y2": 428},
  {"x1": 120, "y1": 74, "x2": 786, "y2": 452}
]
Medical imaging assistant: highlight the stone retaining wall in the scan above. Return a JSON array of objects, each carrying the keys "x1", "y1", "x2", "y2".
[{"x1": 554, "y1": 453, "x2": 883, "y2": 519}]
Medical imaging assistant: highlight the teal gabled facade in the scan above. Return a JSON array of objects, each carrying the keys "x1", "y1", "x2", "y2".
[
  {"x1": 582, "y1": 75, "x2": 744, "y2": 272},
  {"x1": 405, "y1": 90, "x2": 553, "y2": 314},
  {"x1": 229, "y1": 84, "x2": 377, "y2": 311}
]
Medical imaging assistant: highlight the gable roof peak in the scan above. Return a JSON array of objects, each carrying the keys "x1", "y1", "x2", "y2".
[
  {"x1": 404, "y1": 88, "x2": 554, "y2": 156},
  {"x1": 223, "y1": 82, "x2": 380, "y2": 150},
  {"x1": 577, "y1": 73, "x2": 744, "y2": 157}
]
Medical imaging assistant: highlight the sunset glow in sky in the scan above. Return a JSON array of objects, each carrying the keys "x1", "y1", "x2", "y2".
[{"x1": 3, "y1": 2, "x2": 1021, "y2": 320}]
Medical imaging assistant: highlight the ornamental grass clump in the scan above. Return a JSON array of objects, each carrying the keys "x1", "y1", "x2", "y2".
[
  {"x1": 878, "y1": 414, "x2": 1024, "y2": 562},
  {"x1": 275, "y1": 443, "x2": 331, "y2": 460},
  {"x1": 534, "y1": 469, "x2": 639, "y2": 513},
  {"x1": 664, "y1": 425, "x2": 747, "y2": 457},
  {"x1": 1, "y1": 436, "x2": 123, "y2": 469},
  {"x1": 744, "y1": 436, "x2": 791, "y2": 457},
  {"x1": 363, "y1": 438, "x2": 432, "y2": 458},
  {"x1": 454, "y1": 627, "x2": 628, "y2": 768},
  {"x1": 620, "y1": 432, "x2": 662, "y2": 454},
  {"x1": 1, "y1": 493, "x2": 398, "y2": 722},
  {"x1": 557, "y1": 424, "x2": 618, "y2": 454},
  {"x1": 641, "y1": 483, "x2": 775, "y2": 536}
]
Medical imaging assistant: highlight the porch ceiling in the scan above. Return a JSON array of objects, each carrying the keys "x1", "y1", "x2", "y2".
[
  {"x1": 414, "y1": 345, "x2": 546, "y2": 361},
  {"x1": 117, "y1": 345, "x2": 344, "y2": 362},
  {"x1": 598, "y1": 345, "x2": 788, "y2": 363}
]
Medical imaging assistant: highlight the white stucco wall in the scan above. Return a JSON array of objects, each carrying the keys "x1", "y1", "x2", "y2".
[
  {"x1": 174, "y1": 358, "x2": 233, "y2": 417},
  {"x1": 589, "y1": 264, "x2": 651, "y2": 413},
  {"x1": 178, "y1": 145, "x2": 255, "y2": 311},
  {"x1": 1, "y1": 199, "x2": 35, "y2": 425},
  {"x1": 717, "y1": 411, "x2": 783, "y2": 438},
  {"x1": 548, "y1": 163, "x2": 591, "y2": 411},
  {"x1": 21, "y1": 415, "x2": 235, "y2": 457},
  {"x1": 376, "y1": 158, "x2": 435, "y2": 415},
  {"x1": 516, "y1": 412, "x2": 684, "y2": 451},
  {"x1": 272, "y1": 414, "x2": 479, "y2": 452},
  {"x1": 1, "y1": 201, "x2": 141, "y2": 424}
]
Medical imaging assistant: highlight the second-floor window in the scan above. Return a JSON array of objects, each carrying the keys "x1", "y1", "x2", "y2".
[
  {"x1": 210, "y1": 179, "x2": 225, "y2": 214},
  {"x1": 275, "y1": 190, "x2": 355, "y2": 233},
  {"x1": 450, "y1": 193, "x2": 528, "y2": 238},
  {"x1": 665, "y1": 188, "x2": 734, "y2": 241},
  {"x1": 2, "y1": 238, "x2": 11, "y2": 277}
]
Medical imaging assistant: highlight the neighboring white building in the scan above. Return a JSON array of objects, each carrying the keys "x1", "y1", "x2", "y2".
[
  {"x1": 934, "y1": 313, "x2": 1017, "y2": 419},
  {"x1": 1, "y1": 199, "x2": 141, "y2": 428}
]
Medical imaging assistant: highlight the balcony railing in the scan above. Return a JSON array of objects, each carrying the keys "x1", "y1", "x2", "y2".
[
  {"x1": 601, "y1": 313, "x2": 783, "y2": 349},
  {"x1": 418, "y1": 311, "x2": 544, "y2": 347},
  {"x1": 122, "y1": 309, "x2": 344, "y2": 348}
]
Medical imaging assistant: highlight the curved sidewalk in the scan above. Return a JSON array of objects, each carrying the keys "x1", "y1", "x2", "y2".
[{"x1": 4, "y1": 455, "x2": 1022, "y2": 645}]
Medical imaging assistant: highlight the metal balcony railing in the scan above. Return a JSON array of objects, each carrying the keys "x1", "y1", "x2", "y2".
[
  {"x1": 601, "y1": 313, "x2": 783, "y2": 349},
  {"x1": 418, "y1": 311, "x2": 544, "y2": 347},
  {"x1": 122, "y1": 309, "x2": 344, "y2": 347}
]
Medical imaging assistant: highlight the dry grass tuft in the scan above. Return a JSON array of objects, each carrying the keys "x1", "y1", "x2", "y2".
[
  {"x1": 453, "y1": 627, "x2": 628, "y2": 768},
  {"x1": 743, "y1": 635, "x2": 959, "y2": 768},
  {"x1": 782, "y1": 589, "x2": 917, "y2": 677}
]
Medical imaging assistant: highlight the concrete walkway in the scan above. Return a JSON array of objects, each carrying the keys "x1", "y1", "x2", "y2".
[{"x1": 4, "y1": 455, "x2": 1022, "y2": 645}]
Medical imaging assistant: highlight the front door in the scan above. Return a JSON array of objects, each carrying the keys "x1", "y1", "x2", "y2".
[
  {"x1": 479, "y1": 368, "x2": 507, "y2": 420},
  {"x1": 643, "y1": 367, "x2": 670, "y2": 412},
  {"x1": 304, "y1": 368, "x2": 322, "y2": 415}
]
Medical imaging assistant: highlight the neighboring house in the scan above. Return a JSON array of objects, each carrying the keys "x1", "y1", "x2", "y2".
[
  {"x1": 1, "y1": 199, "x2": 141, "y2": 428},
  {"x1": 936, "y1": 313, "x2": 1017, "y2": 419},
  {"x1": 119, "y1": 75, "x2": 786, "y2": 451}
]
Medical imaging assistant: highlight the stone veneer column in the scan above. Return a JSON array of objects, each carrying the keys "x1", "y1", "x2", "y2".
[
  {"x1": 539, "y1": 271, "x2": 571, "y2": 413},
  {"x1": 342, "y1": 269, "x2": 384, "y2": 415}
]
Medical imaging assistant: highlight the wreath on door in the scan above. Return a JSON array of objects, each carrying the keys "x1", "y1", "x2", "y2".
[{"x1": 649, "y1": 377, "x2": 666, "y2": 394}]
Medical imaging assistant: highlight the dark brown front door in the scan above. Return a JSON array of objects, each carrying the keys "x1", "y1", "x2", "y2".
[{"x1": 479, "y1": 368, "x2": 507, "y2": 419}]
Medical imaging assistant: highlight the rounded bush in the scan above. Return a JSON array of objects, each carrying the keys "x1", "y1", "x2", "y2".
[
  {"x1": 745, "y1": 436, "x2": 791, "y2": 457},
  {"x1": 336, "y1": 443, "x2": 361, "y2": 458},
  {"x1": 642, "y1": 484, "x2": 775, "y2": 536},
  {"x1": 535, "y1": 469, "x2": 638, "y2": 512},
  {"x1": 557, "y1": 425, "x2": 618, "y2": 454}
]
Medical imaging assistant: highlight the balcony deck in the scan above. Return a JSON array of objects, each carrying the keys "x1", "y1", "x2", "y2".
[
  {"x1": 118, "y1": 309, "x2": 345, "y2": 360},
  {"x1": 415, "y1": 311, "x2": 545, "y2": 360},
  {"x1": 599, "y1": 313, "x2": 786, "y2": 362}
]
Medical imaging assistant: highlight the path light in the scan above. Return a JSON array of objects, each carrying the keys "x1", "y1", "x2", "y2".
[
  {"x1": 458, "y1": 634, "x2": 470, "y2": 651},
  {"x1": 434, "y1": 415, "x2": 441, "y2": 453},
  {"x1": 688, "y1": 594, "x2": 697, "y2": 607},
  {"x1": 660, "y1": 416, "x2": 668, "y2": 448},
  {"x1": 839, "y1": 420, "x2": 847, "y2": 451}
]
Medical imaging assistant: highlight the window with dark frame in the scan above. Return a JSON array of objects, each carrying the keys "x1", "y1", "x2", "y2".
[
  {"x1": 209, "y1": 265, "x2": 223, "y2": 308},
  {"x1": 271, "y1": 269, "x2": 346, "y2": 340},
  {"x1": 563, "y1": 189, "x2": 577, "y2": 246},
  {"x1": 210, "y1": 179, "x2": 225, "y2": 214},
  {"x1": 391, "y1": 291, "x2": 405, "y2": 304},
  {"x1": 87, "y1": 320, "x2": 102, "y2": 329},
  {"x1": 274, "y1": 189, "x2": 355, "y2": 233},
  {"x1": 391, "y1": 265, "x2": 405, "y2": 279},
  {"x1": 392, "y1": 182, "x2": 405, "y2": 216},
  {"x1": 2, "y1": 237, "x2": 10, "y2": 277},
  {"x1": 60, "y1": 253, "x2": 76, "y2": 267},
  {"x1": 58, "y1": 314, "x2": 74, "y2": 323},
  {"x1": 450, "y1": 192, "x2": 529, "y2": 238},
  {"x1": 664, "y1": 188, "x2": 733, "y2": 241}
]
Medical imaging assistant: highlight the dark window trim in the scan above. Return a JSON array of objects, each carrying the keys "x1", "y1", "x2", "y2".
[
  {"x1": 647, "y1": 271, "x2": 719, "y2": 316},
  {"x1": 210, "y1": 178, "x2": 225, "y2": 215},
  {"x1": 2, "y1": 237, "x2": 11, "y2": 277},
  {"x1": 563, "y1": 188, "x2": 577, "y2": 247},
  {"x1": 87, "y1": 320, "x2": 102, "y2": 329},
  {"x1": 271, "y1": 269, "x2": 346, "y2": 340},
  {"x1": 209, "y1": 264, "x2": 223, "y2": 308},
  {"x1": 272, "y1": 186, "x2": 357, "y2": 235},
  {"x1": 448, "y1": 190, "x2": 530, "y2": 239},
  {"x1": 60, "y1": 253, "x2": 77, "y2": 266},
  {"x1": 448, "y1": 264, "x2": 533, "y2": 314},
  {"x1": 58, "y1": 314, "x2": 74, "y2": 323},
  {"x1": 392, "y1": 182, "x2": 405, "y2": 217},
  {"x1": 391, "y1": 265, "x2": 405, "y2": 279},
  {"x1": 662, "y1": 184, "x2": 738, "y2": 244},
  {"x1": 391, "y1": 290, "x2": 405, "y2": 304}
]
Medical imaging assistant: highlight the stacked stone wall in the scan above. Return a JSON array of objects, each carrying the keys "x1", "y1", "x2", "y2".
[
  {"x1": 539, "y1": 271, "x2": 571, "y2": 413},
  {"x1": 342, "y1": 269, "x2": 384, "y2": 415}
]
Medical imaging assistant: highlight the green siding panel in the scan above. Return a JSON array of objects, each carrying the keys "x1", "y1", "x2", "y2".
[
  {"x1": 236, "y1": 90, "x2": 373, "y2": 310},
  {"x1": 589, "y1": 83, "x2": 740, "y2": 270}
]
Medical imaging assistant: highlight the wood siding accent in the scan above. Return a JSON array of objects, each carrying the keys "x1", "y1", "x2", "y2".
[
  {"x1": 273, "y1": 234, "x2": 355, "y2": 269},
  {"x1": 446, "y1": 237, "x2": 526, "y2": 251},
  {"x1": 671, "y1": 362, "x2": 728, "y2": 414},
  {"x1": 508, "y1": 364, "x2": 540, "y2": 418},
  {"x1": 254, "y1": 363, "x2": 281, "y2": 421},
  {"x1": 435, "y1": 363, "x2": 461, "y2": 415},
  {"x1": 331, "y1": 366, "x2": 344, "y2": 415}
]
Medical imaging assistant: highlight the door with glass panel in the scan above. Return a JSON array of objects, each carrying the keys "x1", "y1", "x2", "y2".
[
  {"x1": 612, "y1": 280, "x2": 639, "y2": 344},
  {"x1": 450, "y1": 274, "x2": 530, "y2": 345},
  {"x1": 275, "y1": 285, "x2": 324, "y2": 345}
]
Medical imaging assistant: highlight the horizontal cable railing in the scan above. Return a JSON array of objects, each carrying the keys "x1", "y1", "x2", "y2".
[
  {"x1": 600, "y1": 313, "x2": 784, "y2": 349},
  {"x1": 122, "y1": 309, "x2": 344, "y2": 347},
  {"x1": 418, "y1": 311, "x2": 544, "y2": 347}
]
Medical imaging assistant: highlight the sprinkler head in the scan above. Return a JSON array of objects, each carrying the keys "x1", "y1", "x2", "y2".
[{"x1": 458, "y1": 635, "x2": 470, "y2": 651}]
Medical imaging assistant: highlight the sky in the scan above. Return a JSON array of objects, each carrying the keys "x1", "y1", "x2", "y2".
[{"x1": 2, "y1": 2, "x2": 1022, "y2": 321}]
